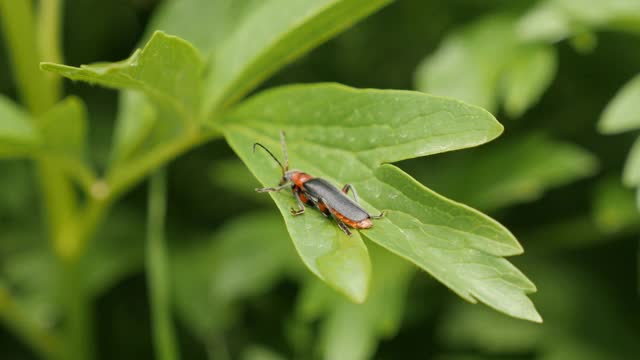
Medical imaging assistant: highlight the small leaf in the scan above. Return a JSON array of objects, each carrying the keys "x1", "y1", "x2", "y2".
[
  {"x1": 415, "y1": 15, "x2": 518, "y2": 112},
  {"x1": 0, "y1": 95, "x2": 40, "y2": 157},
  {"x1": 599, "y1": 73, "x2": 640, "y2": 134},
  {"x1": 500, "y1": 45, "x2": 557, "y2": 118},
  {"x1": 35, "y1": 97, "x2": 96, "y2": 189},
  {"x1": 203, "y1": 0, "x2": 394, "y2": 113},
  {"x1": 416, "y1": 15, "x2": 557, "y2": 118},
  {"x1": 41, "y1": 31, "x2": 204, "y2": 121},
  {"x1": 223, "y1": 83, "x2": 540, "y2": 321},
  {"x1": 37, "y1": 97, "x2": 87, "y2": 162},
  {"x1": 517, "y1": 1, "x2": 572, "y2": 42},
  {"x1": 411, "y1": 133, "x2": 598, "y2": 212}
]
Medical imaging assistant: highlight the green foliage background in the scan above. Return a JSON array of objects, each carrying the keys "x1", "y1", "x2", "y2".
[{"x1": 1, "y1": 0, "x2": 640, "y2": 359}]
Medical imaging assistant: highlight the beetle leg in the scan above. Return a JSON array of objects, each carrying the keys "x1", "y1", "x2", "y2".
[
  {"x1": 341, "y1": 183, "x2": 360, "y2": 204},
  {"x1": 255, "y1": 182, "x2": 290, "y2": 193},
  {"x1": 290, "y1": 188, "x2": 306, "y2": 216},
  {"x1": 321, "y1": 198, "x2": 352, "y2": 236},
  {"x1": 370, "y1": 211, "x2": 386, "y2": 219}
]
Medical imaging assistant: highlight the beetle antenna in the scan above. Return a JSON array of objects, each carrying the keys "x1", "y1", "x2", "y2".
[
  {"x1": 280, "y1": 130, "x2": 289, "y2": 171},
  {"x1": 253, "y1": 142, "x2": 285, "y2": 177}
]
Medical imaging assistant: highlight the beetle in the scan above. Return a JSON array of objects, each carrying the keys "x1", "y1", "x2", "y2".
[{"x1": 253, "y1": 131, "x2": 384, "y2": 236}]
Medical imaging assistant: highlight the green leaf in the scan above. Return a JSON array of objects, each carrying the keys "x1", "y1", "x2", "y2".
[
  {"x1": 411, "y1": 133, "x2": 598, "y2": 212},
  {"x1": 144, "y1": 0, "x2": 261, "y2": 57},
  {"x1": 203, "y1": 0, "x2": 394, "y2": 113},
  {"x1": 38, "y1": 97, "x2": 87, "y2": 161},
  {"x1": 223, "y1": 83, "x2": 540, "y2": 321},
  {"x1": 172, "y1": 212, "x2": 296, "y2": 337},
  {"x1": 41, "y1": 31, "x2": 204, "y2": 121},
  {"x1": 623, "y1": 136, "x2": 640, "y2": 186},
  {"x1": 517, "y1": 1, "x2": 573, "y2": 42},
  {"x1": 0, "y1": 95, "x2": 40, "y2": 157},
  {"x1": 599, "y1": 73, "x2": 640, "y2": 134},
  {"x1": 415, "y1": 15, "x2": 557, "y2": 118},
  {"x1": 109, "y1": 91, "x2": 157, "y2": 166},
  {"x1": 35, "y1": 97, "x2": 95, "y2": 188},
  {"x1": 518, "y1": 0, "x2": 640, "y2": 42},
  {"x1": 415, "y1": 15, "x2": 518, "y2": 112},
  {"x1": 500, "y1": 45, "x2": 557, "y2": 118}
]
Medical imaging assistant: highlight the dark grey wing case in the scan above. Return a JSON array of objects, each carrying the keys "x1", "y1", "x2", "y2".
[{"x1": 303, "y1": 178, "x2": 370, "y2": 222}]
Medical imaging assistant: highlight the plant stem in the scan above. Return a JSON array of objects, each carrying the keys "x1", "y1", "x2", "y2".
[
  {"x1": 60, "y1": 258, "x2": 93, "y2": 360},
  {"x1": 37, "y1": 0, "x2": 63, "y2": 101},
  {"x1": 0, "y1": 0, "x2": 56, "y2": 114},
  {"x1": 0, "y1": 286, "x2": 60, "y2": 360},
  {"x1": 147, "y1": 169, "x2": 181, "y2": 360},
  {"x1": 1, "y1": 2, "x2": 93, "y2": 360}
]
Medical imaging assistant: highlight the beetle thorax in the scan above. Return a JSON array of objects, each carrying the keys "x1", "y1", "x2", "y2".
[{"x1": 284, "y1": 170, "x2": 313, "y2": 187}]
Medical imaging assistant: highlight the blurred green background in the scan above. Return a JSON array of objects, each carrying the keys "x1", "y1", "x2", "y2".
[{"x1": 2, "y1": 0, "x2": 640, "y2": 359}]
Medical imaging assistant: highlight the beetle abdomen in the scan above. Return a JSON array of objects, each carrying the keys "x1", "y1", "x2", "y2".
[{"x1": 303, "y1": 178, "x2": 370, "y2": 222}]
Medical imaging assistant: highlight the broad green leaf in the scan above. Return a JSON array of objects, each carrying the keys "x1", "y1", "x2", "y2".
[
  {"x1": 598, "y1": 73, "x2": 640, "y2": 134},
  {"x1": 415, "y1": 15, "x2": 518, "y2": 112},
  {"x1": 592, "y1": 177, "x2": 640, "y2": 234},
  {"x1": 203, "y1": 0, "x2": 394, "y2": 113},
  {"x1": 223, "y1": 83, "x2": 540, "y2": 321},
  {"x1": 623, "y1": 136, "x2": 640, "y2": 186},
  {"x1": 172, "y1": 212, "x2": 296, "y2": 337},
  {"x1": 0, "y1": 95, "x2": 40, "y2": 157},
  {"x1": 298, "y1": 244, "x2": 413, "y2": 360},
  {"x1": 500, "y1": 45, "x2": 557, "y2": 118},
  {"x1": 41, "y1": 31, "x2": 204, "y2": 121},
  {"x1": 410, "y1": 133, "x2": 598, "y2": 212},
  {"x1": 109, "y1": 0, "x2": 260, "y2": 169}
]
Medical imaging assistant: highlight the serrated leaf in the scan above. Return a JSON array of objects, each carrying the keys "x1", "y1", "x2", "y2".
[
  {"x1": 223, "y1": 83, "x2": 540, "y2": 321},
  {"x1": 599, "y1": 73, "x2": 640, "y2": 134},
  {"x1": 500, "y1": 45, "x2": 557, "y2": 118},
  {"x1": 411, "y1": 133, "x2": 598, "y2": 212},
  {"x1": 41, "y1": 31, "x2": 204, "y2": 121},
  {"x1": 203, "y1": 0, "x2": 393, "y2": 112},
  {"x1": 172, "y1": 212, "x2": 296, "y2": 337},
  {"x1": 0, "y1": 95, "x2": 40, "y2": 157}
]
